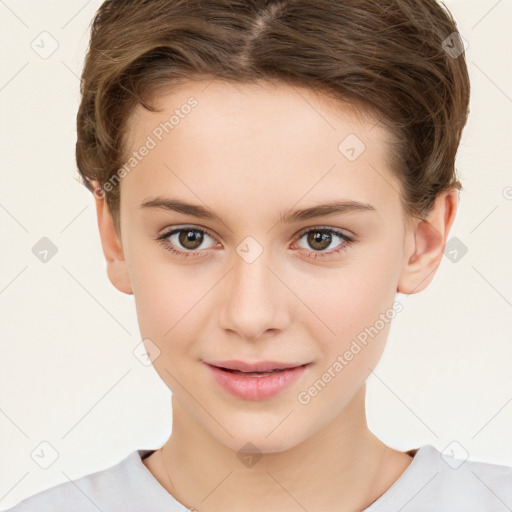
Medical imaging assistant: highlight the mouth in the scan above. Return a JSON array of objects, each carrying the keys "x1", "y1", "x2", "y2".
[
  {"x1": 217, "y1": 368, "x2": 295, "y2": 376},
  {"x1": 206, "y1": 360, "x2": 308, "y2": 373},
  {"x1": 204, "y1": 360, "x2": 311, "y2": 400}
]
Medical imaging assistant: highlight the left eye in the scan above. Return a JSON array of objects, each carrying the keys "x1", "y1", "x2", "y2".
[{"x1": 294, "y1": 227, "x2": 352, "y2": 255}]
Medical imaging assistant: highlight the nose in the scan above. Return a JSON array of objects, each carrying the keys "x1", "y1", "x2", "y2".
[{"x1": 219, "y1": 250, "x2": 290, "y2": 341}]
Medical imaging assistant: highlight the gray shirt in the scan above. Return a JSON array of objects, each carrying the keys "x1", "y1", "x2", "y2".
[{"x1": 3, "y1": 444, "x2": 511, "y2": 511}]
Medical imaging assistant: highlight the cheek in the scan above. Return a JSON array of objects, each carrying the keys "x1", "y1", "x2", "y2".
[
  {"x1": 127, "y1": 247, "x2": 199, "y2": 342},
  {"x1": 131, "y1": 264, "x2": 203, "y2": 388},
  {"x1": 295, "y1": 264, "x2": 398, "y2": 416},
  {"x1": 302, "y1": 250, "x2": 401, "y2": 348}
]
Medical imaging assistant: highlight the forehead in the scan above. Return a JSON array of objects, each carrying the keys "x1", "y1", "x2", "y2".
[
  {"x1": 126, "y1": 78, "x2": 389, "y2": 148},
  {"x1": 122, "y1": 79, "x2": 403, "y2": 225}
]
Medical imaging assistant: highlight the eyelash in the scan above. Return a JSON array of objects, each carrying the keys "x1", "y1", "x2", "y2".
[{"x1": 156, "y1": 225, "x2": 354, "y2": 260}]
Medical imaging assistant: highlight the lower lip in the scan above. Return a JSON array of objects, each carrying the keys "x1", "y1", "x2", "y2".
[{"x1": 206, "y1": 363, "x2": 309, "y2": 401}]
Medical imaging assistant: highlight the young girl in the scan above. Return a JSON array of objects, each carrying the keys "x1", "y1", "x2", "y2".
[{"x1": 4, "y1": 1, "x2": 511, "y2": 511}]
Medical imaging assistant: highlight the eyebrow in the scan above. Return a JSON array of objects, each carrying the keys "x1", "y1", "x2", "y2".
[{"x1": 139, "y1": 196, "x2": 376, "y2": 224}]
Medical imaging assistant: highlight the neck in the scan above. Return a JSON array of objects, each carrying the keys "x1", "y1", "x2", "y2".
[{"x1": 149, "y1": 385, "x2": 411, "y2": 512}]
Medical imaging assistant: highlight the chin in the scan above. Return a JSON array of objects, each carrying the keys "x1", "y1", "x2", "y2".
[
  {"x1": 208, "y1": 416, "x2": 309, "y2": 455},
  {"x1": 228, "y1": 434, "x2": 302, "y2": 455}
]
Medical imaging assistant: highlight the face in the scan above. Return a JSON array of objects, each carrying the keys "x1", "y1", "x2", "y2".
[{"x1": 116, "y1": 79, "x2": 412, "y2": 453}]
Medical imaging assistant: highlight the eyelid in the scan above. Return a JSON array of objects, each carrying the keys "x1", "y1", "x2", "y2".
[
  {"x1": 158, "y1": 224, "x2": 218, "y2": 243},
  {"x1": 294, "y1": 224, "x2": 353, "y2": 240},
  {"x1": 157, "y1": 225, "x2": 219, "y2": 247},
  {"x1": 158, "y1": 224, "x2": 353, "y2": 244},
  {"x1": 158, "y1": 223, "x2": 215, "y2": 237}
]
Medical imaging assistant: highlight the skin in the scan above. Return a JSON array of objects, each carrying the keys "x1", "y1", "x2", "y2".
[{"x1": 92, "y1": 78, "x2": 457, "y2": 512}]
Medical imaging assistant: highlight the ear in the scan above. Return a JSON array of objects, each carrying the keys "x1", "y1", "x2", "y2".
[
  {"x1": 397, "y1": 188, "x2": 459, "y2": 294},
  {"x1": 92, "y1": 182, "x2": 133, "y2": 295}
]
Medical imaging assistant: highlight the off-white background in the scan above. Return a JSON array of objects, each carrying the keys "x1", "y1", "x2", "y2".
[{"x1": 1, "y1": 0, "x2": 511, "y2": 509}]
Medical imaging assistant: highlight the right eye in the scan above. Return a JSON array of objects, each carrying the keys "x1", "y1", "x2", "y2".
[{"x1": 156, "y1": 226, "x2": 219, "y2": 258}]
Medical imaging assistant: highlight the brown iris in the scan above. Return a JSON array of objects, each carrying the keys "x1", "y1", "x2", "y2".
[{"x1": 306, "y1": 230, "x2": 332, "y2": 251}]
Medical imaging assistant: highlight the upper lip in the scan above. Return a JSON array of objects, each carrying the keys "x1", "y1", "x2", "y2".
[{"x1": 205, "y1": 360, "x2": 308, "y2": 372}]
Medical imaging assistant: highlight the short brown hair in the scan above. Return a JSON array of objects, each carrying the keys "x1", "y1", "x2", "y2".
[{"x1": 76, "y1": 0, "x2": 470, "y2": 232}]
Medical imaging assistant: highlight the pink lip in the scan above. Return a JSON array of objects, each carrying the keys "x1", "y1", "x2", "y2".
[
  {"x1": 205, "y1": 361, "x2": 310, "y2": 400},
  {"x1": 206, "y1": 360, "x2": 305, "y2": 372}
]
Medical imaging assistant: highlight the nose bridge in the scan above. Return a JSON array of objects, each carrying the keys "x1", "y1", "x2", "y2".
[{"x1": 220, "y1": 246, "x2": 288, "y2": 340}]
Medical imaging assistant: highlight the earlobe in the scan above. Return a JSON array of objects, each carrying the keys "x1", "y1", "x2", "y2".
[
  {"x1": 92, "y1": 182, "x2": 133, "y2": 295},
  {"x1": 397, "y1": 189, "x2": 459, "y2": 295}
]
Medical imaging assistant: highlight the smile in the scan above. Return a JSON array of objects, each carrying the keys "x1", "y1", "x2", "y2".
[{"x1": 205, "y1": 361, "x2": 310, "y2": 400}]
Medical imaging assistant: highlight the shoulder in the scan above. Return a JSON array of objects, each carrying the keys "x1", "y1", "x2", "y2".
[
  {"x1": 432, "y1": 448, "x2": 512, "y2": 508},
  {"x1": 367, "y1": 444, "x2": 512, "y2": 511},
  {"x1": 1, "y1": 451, "x2": 142, "y2": 512}
]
